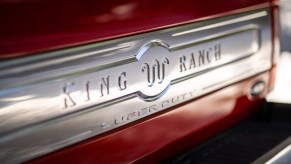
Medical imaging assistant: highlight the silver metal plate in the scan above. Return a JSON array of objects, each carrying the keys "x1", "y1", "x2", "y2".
[{"x1": 0, "y1": 9, "x2": 272, "y2": 163}]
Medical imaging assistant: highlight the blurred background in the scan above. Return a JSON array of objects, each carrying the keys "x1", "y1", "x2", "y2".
[{"x1": 267, "y1": 0, "x2": 291, "y2": 103}]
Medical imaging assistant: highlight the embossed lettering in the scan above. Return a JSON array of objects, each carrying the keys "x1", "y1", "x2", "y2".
[
  {"x1": 102, "y1": 104, "x2": 160, "y2": 129},
  {"x1": 85, "y1": 81, "x2": 90, "y2": 101},
  {"x1": 189, "y1": 53, "x2": 196, "y2": 69},
  {"x1": 172, "y1": 96, "x2": 180, "y2": 103},
  {"x1": 102, "y1": 120, "x2": 114, "y2": 129},
  {"x1": 100, "y1": 76, "x2": 110, "y2": 97},
  {"x1": 62, "y1": 82, "x2": 76, "y2": 108},
  {"x1": 142, "y1": 58, "x2": 169, "y2": 87},
  {"x1": 118, "y1": 72, "x2": 127, "y2": 90},
  {"x1": 115, "y1": 116, "x2": 125, "y2": 124},
  {"x1": 178, "y1": 43, "x2": 222, "y2": 72},
  {"x1": 138, "y1": 108, "x2": 148, "y2": 116},
  {"x1": 149, "y1": 104, "x2": 158, "y2": 112},
  {"x1": 214, "y1": 43, "x2": 221, "y2": 60},
  {"x1": 180, "y1": 55, "x2": 187, "y2": 72},
  {"x1": 206, "y1": 48, "x2": 213, "y2": 63},
  {"x1": 198, "y1": 50, "x2": 205, "y2": 66},
  {"x1": 127, "y1": 112, "x2": 136, "y2": 120},
  {"x1": 162, "y1": 100, "x2": 170, "y2": 108},
  {"x1": 180, "y1": 93, "x2": 189, "y2": 100},
  {"x1": 159, "y1": 58, "x2": 169, "y2": 84}
]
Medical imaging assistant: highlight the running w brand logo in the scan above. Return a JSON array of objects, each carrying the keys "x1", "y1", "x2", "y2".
[{"x1": 141, "y1": 58, "x2": 169, "y2": 87}]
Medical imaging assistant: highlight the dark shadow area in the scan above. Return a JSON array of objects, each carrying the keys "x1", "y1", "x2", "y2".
[{"x1": 165, "y1": 103, "x2": 291, "y2": 164}]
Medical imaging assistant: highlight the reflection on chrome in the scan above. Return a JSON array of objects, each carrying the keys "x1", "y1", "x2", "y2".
[
  {"x1": 0, "y1": 9, "x2": 272, "y2": 163},
  {"x1": 266, "y1": 144, "x2": 291, "y2": 164}
]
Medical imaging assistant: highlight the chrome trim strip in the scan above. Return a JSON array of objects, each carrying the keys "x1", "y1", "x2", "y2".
[
  {"x1": 172, "y1": 11, "x2": 267, "y2": 36},
  {"x1": 0, "y1": 8, "x2": 272, "y2": 163},
  {"x1": 0, "y1": 26, "x2": 260, "y2": 134},
  {"x1": 266, "y1": 145, "x2": 291, "y2": 164}
]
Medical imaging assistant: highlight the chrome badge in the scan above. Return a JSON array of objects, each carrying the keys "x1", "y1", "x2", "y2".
[{"x1": 0, "y1": 9, "x2": 272, "y2": 163}]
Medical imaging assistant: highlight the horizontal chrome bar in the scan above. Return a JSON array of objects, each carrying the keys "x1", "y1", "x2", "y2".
[{"x1": 0, "y1": 8, "x2": 272, "y2": 163}]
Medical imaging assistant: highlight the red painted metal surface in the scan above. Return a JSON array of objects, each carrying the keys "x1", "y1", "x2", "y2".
[
  {"x1": 0, "y1": 0, "x2": 271, "y2": 59},
  {"x1": 1, "y1": 0, "x2": 278, "y2": 163},
  {"x1": 30, "y1": 72, "x2": 271, "y2": 163}
]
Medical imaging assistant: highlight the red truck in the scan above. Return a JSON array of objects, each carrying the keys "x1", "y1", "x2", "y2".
[{"x1": 1, "y1": 0, "x2": 288, "y2": 163}]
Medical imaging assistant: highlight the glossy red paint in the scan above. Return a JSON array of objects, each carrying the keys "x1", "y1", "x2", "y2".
[
  {"x1": 0, "y1": 0, "x2": 272, "y2": 59},
  {"x1": 30, "y1": 72, "x2": 270, "y2": 164}
]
